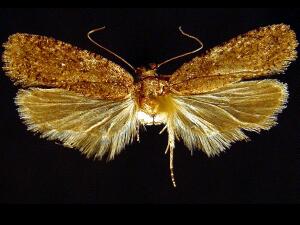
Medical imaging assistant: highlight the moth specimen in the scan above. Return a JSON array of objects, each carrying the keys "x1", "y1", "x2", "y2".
[{"x1": 2, "y1": 24, "x2": 298, "y2": 187}]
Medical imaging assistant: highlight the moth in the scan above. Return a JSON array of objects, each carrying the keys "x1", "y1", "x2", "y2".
[{"x1": 2, "y1": 24, "x2": 298, "y2": 187}]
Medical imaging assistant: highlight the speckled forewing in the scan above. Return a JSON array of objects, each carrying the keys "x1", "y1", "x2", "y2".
[
  {"x1": 169, "y1": 24, "x2": 298, "y2": 94},
  {"x1": 3, "y1": 33, "x2": 134, "y2": 99}
]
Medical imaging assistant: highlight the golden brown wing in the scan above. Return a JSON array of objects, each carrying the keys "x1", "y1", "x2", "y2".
[
  {"x1": 164, "y1": 80, "x2": 287, "y2": 156},
  {"x1": 16, "y1": 88, "x2": 139, "y2": 159},
  {"x1": 3, "y1": 33, "x2": 134, "y2": 99},
  {"x1": 169, "y1": 24, "x2": 297, "y2": 95}
]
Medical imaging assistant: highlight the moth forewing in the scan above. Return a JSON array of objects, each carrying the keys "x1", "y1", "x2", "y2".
[
  {"x1": 3, "y1": 33, "x2": 134, "y2": 99},
  {"x1": 169, "y1": 24, "x2": 297, "y2": 94}
]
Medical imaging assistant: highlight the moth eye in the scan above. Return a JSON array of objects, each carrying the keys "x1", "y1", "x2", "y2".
[{"x1": 149, "y1": 63, "x2": 157, "y2": 70}]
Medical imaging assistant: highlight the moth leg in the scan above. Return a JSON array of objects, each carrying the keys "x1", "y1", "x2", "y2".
[
  {"x1": 165, "y1": 126, "x2": 176, "y2": 187},
  {"x1": 170, "y1": 147, "x2": 176, "y2": 188},
  {"x1": 136, "y1": 124, "x2": 140, "y2": 142}
]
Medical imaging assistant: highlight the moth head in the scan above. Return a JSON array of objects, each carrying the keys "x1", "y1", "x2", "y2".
[{"x1": 136, "y1": 63, "x2": 158, "y2": 79}]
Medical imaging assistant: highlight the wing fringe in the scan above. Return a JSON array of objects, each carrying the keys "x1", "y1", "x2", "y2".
[
  {"x1": 15, "y1": 88, "x2": 139, "y2": 160},
  {"x1": 165, "y1": 80, "x2": 288, "y2": 156}
]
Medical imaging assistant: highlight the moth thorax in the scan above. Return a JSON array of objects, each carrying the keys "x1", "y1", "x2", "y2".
[
  {"x1": 140, "y1": 98, "x2": 160, "y2": 115},
  {"x1": 138, "y1": 78, "x2": 169, "y2": 115},
  {"x1": 142, "y1": 78, "x2": 165, "y2": 97}
]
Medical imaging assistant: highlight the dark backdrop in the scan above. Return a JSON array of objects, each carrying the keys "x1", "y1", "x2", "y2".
[{"x1": 0, "y1": 8, "x2": 299, "y2": 203}]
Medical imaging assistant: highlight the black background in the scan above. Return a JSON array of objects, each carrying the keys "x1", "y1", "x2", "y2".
[{"x1": 0, "y1": 8, "x2": 299, "y2": 204}]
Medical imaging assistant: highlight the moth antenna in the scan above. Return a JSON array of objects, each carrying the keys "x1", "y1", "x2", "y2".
[
  {"x1": 87, "y1": 26, "x2": 136, "y2": 73},
  {"x1": 157, "y1": 26, "x2": 204, "y2": 69}
]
